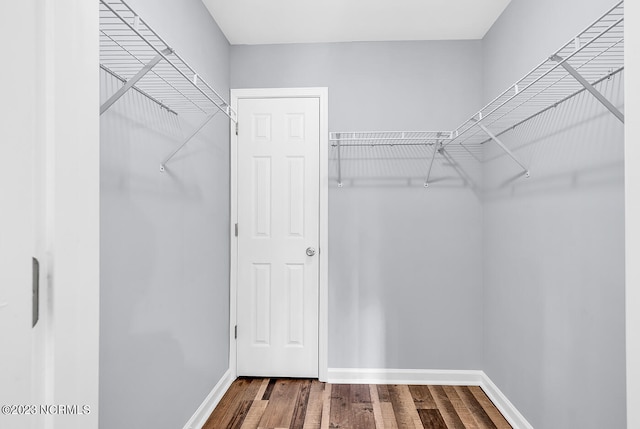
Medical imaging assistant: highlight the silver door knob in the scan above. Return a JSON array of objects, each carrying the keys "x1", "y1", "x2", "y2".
[{"x1": 306, "y1": 247, "x2": 316, "y2": 257}]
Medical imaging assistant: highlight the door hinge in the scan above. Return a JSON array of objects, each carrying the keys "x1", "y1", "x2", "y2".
[
  {"x1": 234, "y1": 325, "x2": 237, "y2": 339},
  {"x1": 235, "y1": 122, "x2": 239, "y2": 136},
  {"x1": 234, "y1": 223, "x2": 238, "y2": 237}
]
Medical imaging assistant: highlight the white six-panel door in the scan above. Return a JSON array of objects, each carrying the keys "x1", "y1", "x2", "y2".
[{"x1": 236, "y1": 97, "x2": 320, "y2": 377}]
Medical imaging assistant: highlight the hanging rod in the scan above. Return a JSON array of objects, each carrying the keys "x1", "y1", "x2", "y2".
[{"x1": 447, "y1": 0, "x2": 624, "y2": 174}]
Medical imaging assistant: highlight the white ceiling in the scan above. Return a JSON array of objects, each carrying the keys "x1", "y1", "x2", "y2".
[{"x1": 201, "y1": 0, "x2": 512, "y2": 45}]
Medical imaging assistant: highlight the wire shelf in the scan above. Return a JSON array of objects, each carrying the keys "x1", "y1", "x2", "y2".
[
  {"x1": 331, "y1": 1, "x2": 625, "y2": 187},
  {"x1": 330, "y1": 131, "x2": 453, "y2": 147},
  {"x1": 329, "y1": 131, "x2": 483, "y2": 188},
  {"x1": 99, "y1": 0, "x2": 236, "y2": 121},
  {"x1": 448, "y1": 0, "x2": 624, "y2": 149}
]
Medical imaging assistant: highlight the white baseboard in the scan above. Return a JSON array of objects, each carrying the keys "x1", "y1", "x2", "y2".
[
  {"x1": 327, "y1": 367, "x2": 485, "y2": 385},
  {"x1": 327, "y1": 368, "x2": 534, "y2": 429},
  {"x1": 479, "y1": 373, "x2": 534, "y2": 429},
  {"x1": 183, "y1": 369, "x2": 235, "y2": 429}
]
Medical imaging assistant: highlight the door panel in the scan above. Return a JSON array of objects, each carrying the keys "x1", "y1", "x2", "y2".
[
  {"x1": 0, "y1": 2, "x2": 37, "y2": 425},
  {"x1": 237, "y1": 97, "x2": 320, "y2": 377}
]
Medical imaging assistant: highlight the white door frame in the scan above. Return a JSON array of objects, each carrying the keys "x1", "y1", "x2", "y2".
[{"x1": 229, "y1": 87, "x2": 329, "y2": 381}]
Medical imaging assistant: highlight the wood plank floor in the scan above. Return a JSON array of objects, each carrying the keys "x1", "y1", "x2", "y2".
[{"x1": 203, "y1": 378, "x2": 512, "y2": 429}]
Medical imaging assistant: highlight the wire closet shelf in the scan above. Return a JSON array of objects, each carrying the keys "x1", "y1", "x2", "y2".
[
  {"x1": 99, "y1": 0, "x2": 235, "y2": 120},
  {"x1": 329, "y1": 131, "x2": 455, "y2": 187},
  {"x1": 99, "y1": 0, "x2": 236, "y2": 170},
  {"x1": 330, "y1": 0, "x2": 624, "y2": 187}
]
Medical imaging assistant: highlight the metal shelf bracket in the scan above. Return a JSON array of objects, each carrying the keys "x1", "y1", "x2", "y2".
[
  {"x1": 424, "y1": 140, "x2": 444, "y2": 188},
  {"x1": 336, "y1": 133, "x2": 343, "y2": 187},
  {"x1": 100, "y1": 47, "x2": 173, "y2": 115},
  {"x1": 476, "y1": 122, "x2": 530, "y2": 178},
  {"x1": 160, "y1": 111, "x2": 219, "y2": 172},
  {"x1": 550, "y1": 54, "x2": 625, "y2": 123}
]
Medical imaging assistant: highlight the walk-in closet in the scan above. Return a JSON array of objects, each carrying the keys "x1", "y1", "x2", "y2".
[{"x1": 1, "y1": 1, "x2": 638, "y2": 429}]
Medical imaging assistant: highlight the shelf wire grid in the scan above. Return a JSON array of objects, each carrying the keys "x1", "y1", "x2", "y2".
[
  {"x1": 329, "y1": 131, "x2": 483, "y2": 161},
  {"x1": 448, "y1": 0, "x2": 623, "y2": 149},
  {"x1": 99, "y1": 0, "x2": 236, "y2": 120},
  {"x1": 330, "y1": 131, "x2": 452, "y2": 146},
  {"x1": 329, "y1": 131, "x2": 482, "y2": 186}
]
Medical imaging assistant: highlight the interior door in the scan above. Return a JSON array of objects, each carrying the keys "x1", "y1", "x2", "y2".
[{"x1": 236, "y1": 97, "x2": 320, "y2": 378}]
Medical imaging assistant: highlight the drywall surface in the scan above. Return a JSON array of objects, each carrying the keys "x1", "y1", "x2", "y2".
[
  {"x1": 482, "y1": 0, "x2": 622, "y2": 102},
  {"x1": 625, "y1": 1, "x2": 640, "y2": 426},
  {"x1": 482, "y1": 0, "x2": 626, "y2": 428},
  {"x1": 99, "y1": 1, "x2": 230, "y2": 428},
  {"x1": 232, "y1": 41, "x2": 485, "y2": 369}
]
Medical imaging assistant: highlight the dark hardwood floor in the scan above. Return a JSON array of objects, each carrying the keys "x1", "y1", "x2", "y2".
[{"x1": 203, "y1": 378, "x2": 512, "y2": 429}]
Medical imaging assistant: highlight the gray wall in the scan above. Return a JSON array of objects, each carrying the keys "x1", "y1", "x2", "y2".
[
  {"x1": 481, "y1": 0, "x2": 626, "y2": 428},
  {"x1": 99, "y1": 0, "x2": 231, "y2": 428},
  {"x1": 232, "y1": 41, "x2": 485, "y2": 369}
]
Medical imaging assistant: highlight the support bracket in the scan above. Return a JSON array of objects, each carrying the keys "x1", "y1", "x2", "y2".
[
  {"x1": 424, "y1": 140, "x2": 443, "y2": 188},
  {"x1": 551, "y1": 54, "x2": 624, "y2": 123},
  {"x1": 100, "y1": 47, "x2": 173, "y2": 115},
  {"x1": 160, "y1": 111, "x2": 219, "y2": 172},
  {"x1": 336, "y1": 133, "x2": 343, "y2": 187},
  {"x1": 476, "y1": 122, "x2": 530, "y2": 178}
]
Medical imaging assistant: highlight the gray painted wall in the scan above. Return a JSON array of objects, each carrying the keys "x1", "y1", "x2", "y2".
[
  {"x1": 98, "y1": 1, "x2": 627, "y2": 426},
  {"x1": 481, "y1": 0, "x2": 626, "y2": 428},
  {"x1": 99, "y1": 1, "x2": 230, "y2": 428},
  {"x1": 232, "y1": 41, "x2": 485, "y2": 369}
]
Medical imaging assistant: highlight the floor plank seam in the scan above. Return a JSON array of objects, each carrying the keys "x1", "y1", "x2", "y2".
[{"x1": 206, "y1": 378, "x2": 513, "y2": 429}]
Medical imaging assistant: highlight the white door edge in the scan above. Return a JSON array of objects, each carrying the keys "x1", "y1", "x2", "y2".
[{"x1": 230, "y1": 87, "x2": 329, "y2": 381}]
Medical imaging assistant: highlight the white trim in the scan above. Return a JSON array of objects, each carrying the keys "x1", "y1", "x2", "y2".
[
  {"x1": 327, "y1": 368, "x2": 534, "y2": 429},
  {"x1": 626, "y1": 1, "x2": 640, "y2": 428},
  {"x1": 182, "y1": 369, "x2": 235, "y2": 429},
  {"x1": 46, "y1": 1, "x2": 101, "y2": 427},
  {"x1": 229, "y1": 87, "x2": 330, "y2": 381},
  {"x1": 479, "y1": 373, "x2": 534, "y2": 429},
  {"x1": 327, "y1": 368, "x2": 485, "y2": 386}
]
